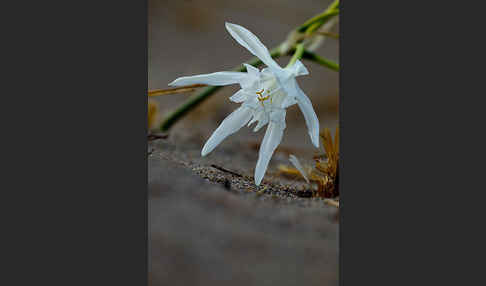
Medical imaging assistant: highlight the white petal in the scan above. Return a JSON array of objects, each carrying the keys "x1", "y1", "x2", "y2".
[
  {"x1": 201, "y1": 106, "x2": 252, "y2": 156},
  {"x1": 247, "y1": 110, "x2": 262, "y2": 127},
  {"x1": 225, "y1": 23, "x2": 281, "y2": 71},
  {"x1": 253, "y1": 117, "x2": 268, "y2": 132},
  {"x1": 254, "y1": 120, "x2": 285, "y2": 186},
  {"x1": 229, "y1": 89, "x2": 249, "y2": 103},
  {"x1": 289, "y1": 154, "x2": 310, "y2": 183},
  {"x1": 247, "y1": 109, "x2": 269, "y2": 131},
  {"x1": 294, "y1": 85, "x2": 320, "y2": 148},
  {"x1": 286, "y1": 60, "x2": 309, "y2": 77},
  {"x1": 243, "y1": 63, "x2": 260, "y2": 78},
  {"x1": 281, "y1": 96, "x2": 297, "y2": 108},
  {"x1": 169, "y1": 71, "x2": 247, "y2": 86}
]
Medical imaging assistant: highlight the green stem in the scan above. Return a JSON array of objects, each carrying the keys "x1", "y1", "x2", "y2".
[
  {"x1": 160, "y1": 48, "x2": 282, "y2": 131},
  {"x1": 160, "y1": 85, "x2": 221, "y2": 132},
  {"x1": 302, "y1": 50, "x2": 339, "y2": 71},
  {"x1": 286, "y1": 43, "x2": 305, "y2": 67},
  {"x1": 297, "y1": 0, "x2": 339, "y2": 33}
]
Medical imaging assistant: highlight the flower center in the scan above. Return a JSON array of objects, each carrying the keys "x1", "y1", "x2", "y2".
[{"x1": 255, "y1": 89, "x2": 271, "y2": 103}]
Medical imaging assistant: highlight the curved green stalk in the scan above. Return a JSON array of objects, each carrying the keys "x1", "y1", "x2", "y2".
[
  {"x1": 302, "y1": 51, "x2": 339, "y2": 71},
  {"x1": 297, "y1": 0, "x2": 339, "y2": 33},
  {"x1": 286, "y1": 43, "x2": 305, "y2": 68}
]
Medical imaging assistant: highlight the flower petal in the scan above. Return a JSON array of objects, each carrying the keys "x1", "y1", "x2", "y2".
[
  {"x1": 253, "y1": 118, "x2": 268, "y2": 132},
  {"x1": 243, "y1": 63, "x2": 260, "y2": 78},
  {"x1": 254, "y1": 115, "x2": 286, "y2": 186},
  {"x1": 294, "y1": 85, "x2": 320, "y2": 148},
  {"x1": 169, "y1": 71, "x2": 247, "y2": 86},
  {"x1": 225, "y1": 23, "x2": 281, "y2": 71},
  {"x1": 289, "y1": 154, "x2": 310, "y2": 183},
  {"x1": 229, "y1": 89, "x2": 249, "y2": 103},
  {"x1": 201, "y1": 106, "x2": 253, "y2": 156},
  {"x1": 247, "y1": 109, "x2": 263, "y2": 127},
  {"x1": 286, "y1": 60, "x2": 309, "y2": 77}
]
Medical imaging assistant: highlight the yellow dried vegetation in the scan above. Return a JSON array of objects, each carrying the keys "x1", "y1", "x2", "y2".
[
  {"x1": 278, "y1": 127, "x2": 339, "y2": 199},
  {"x1": 148, "y1": 99, "x2": 159, "y2": 130}
]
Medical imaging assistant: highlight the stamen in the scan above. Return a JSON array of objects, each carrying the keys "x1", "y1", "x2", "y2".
[
  {"x1": 256, "y1": 88, "x2": 270, "y2": 105},
  {"x1": 255, "y1": 85, "x2": 281, "y2": 105},
  {"x1": 258, "y1": 95, "x2": 270, "y2": 101}
]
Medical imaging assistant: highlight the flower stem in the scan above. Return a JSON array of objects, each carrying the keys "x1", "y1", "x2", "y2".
[
  {"x1": 287, "y1": 0, "x2": 338, "y2": 67},
  {"x1": 286, "y1": 43, "x2": 305, "y2": 68},
  {"x1": 302, "y1": 50, "x2": 339, "y2": 71},
  {"x1": 160, "y1": 48, "x2": 282, "y2": 131},
  {"x1": 297, "y1": 0, "x2": 339, "y2": 33}
]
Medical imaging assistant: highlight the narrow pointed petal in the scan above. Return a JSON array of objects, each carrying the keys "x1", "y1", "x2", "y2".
[
  {"x1": 247, "y1": 110, "x2": 261, "y2": 127},
  {"x1": 243, "y1": 63, "x2": 260, "y2": 78},
  {"x1": 247, "y1": 109, "x2": 268, "y2": 131},
  {"x1": 225, "y1": 23, "x2": 281, "y2": 71},
  {"x1": 229, "y1": 89, "x2": 249, "y2": 103},
  {"x1": 247, "y1": 117, "x2": 257, "y2": 127},
  {"x1": 294, "y1": 85, "x2": 320, "y2": 148},
  {"x1": 289, "y1": 154, "x2": 310, "y2": 183},
  {"x1": 253, "y1": 117, "x2": 268, "y2": 132},
  {"x1": 254, "y1": 121, "x2": 285, "y2": 185},
  {"x1": 169, "y1": 71, "x2": 247, "y2": 87},
  {"x1": 287, "y1": 60, "x2": 309, "y2": 77},
  {"x1": 201, "y1": 106, "x2": 253, "y2": 156}
]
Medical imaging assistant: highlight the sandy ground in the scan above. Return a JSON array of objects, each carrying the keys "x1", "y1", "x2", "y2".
[
  {"x1": 149, "y1": 1, "x2": 339, "y2": 284},
  {"x1": 149, "y1": 137, "x2": 339, "y2": 286}
]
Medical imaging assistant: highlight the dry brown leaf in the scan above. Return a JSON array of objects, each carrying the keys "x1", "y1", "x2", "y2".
[
  {"x1": 148, "y1": 99, "x2": 159, "y2": 129},
  {"x1": 277, "y1": 127, "x2": 340, "y2": 198},
  {"x1": 148, "y1": 84, "x2": 207, "y2": 97},
  {"x1": 324, "y1": 199, "x2": 339, "y2": 208}
]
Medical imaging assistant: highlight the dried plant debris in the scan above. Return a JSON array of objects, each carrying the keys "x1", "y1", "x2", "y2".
[
  {"x1": 148, "y1": 84, "x2": 206, "y2": 97},
  {"x1": 148, "y1": 99, "x2": 159, "y2": 130},
  {"x1": 289, "y1": 154, "x2": 310, "y2": 183},
  {"x1": 148, "y1": 133, "x2": 168, "y2": 141},
  {"x1": 278, "y1": 127, "x2": 339, "y2": 198},
  {"x1": 324, "y1": 198, "x2": 339, "y2": 208}
]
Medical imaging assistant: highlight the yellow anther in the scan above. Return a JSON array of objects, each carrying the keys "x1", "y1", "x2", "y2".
[
  {"x1": 256, "y1": 89, "x2": 271, "y2": 106},
  {"x1": 257, "y1": 95, "x2": 270, "y2": 101}
]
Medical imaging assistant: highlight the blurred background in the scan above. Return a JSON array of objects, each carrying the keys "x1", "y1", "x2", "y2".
[{"x1": 149, "y1": 0, "x2": 338, "y2": 155}]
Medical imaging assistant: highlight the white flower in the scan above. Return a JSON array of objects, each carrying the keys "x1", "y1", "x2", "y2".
[{"x1": 169, "y1": 23, "x2": 320, "y2": 186}]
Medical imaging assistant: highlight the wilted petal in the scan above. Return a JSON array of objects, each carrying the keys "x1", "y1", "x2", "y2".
[
  {"x1": 201, "y1": 106, "x2": 253, "y2": 156},
  {"x1": 254, "y1": 120, "x2": 285, "y2": 186},
  {"x1": 289, "y1": 154, "x2": 310, "y2": 183},
  {"x1": 169, "y1": 71, "x2": 247, "y2": 86},
  {"x1": 225, "y1": 23, "x2": 281, "y2": 71},
  {"x1": 294, "y1": 85, "x2": 320, "y2": 148}
]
